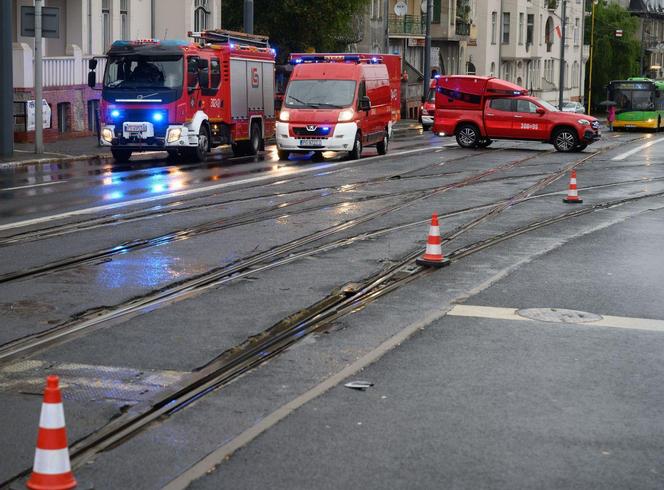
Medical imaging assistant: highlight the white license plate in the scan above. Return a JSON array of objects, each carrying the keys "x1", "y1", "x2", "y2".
[
  {"x1": 125, "y1": 123, "x2": 148, "y2": 133},
  {"x1": 299, "y1": 139, "x2": 323, "y2": 147}
]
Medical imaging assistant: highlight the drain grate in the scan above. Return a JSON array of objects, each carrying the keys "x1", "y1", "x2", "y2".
[{"x1": 517, "y1": 308, "x2": 603, "y2": 324}]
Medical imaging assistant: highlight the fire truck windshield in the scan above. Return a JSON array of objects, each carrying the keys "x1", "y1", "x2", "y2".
[
  {"x1": 284, "y1": 80, "x2": 357, "y2": 109},
  {"x1": 104, "y1": 55, "x2": 184, "y2": 89}
]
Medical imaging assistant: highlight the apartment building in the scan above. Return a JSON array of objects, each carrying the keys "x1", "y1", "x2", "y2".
[
  {"x1": 466, "y1": 0, "x2": 587, "y2": 104},
  {"x1": 11, "y1": 0, "x2": 221, "y2": 142},
  {"x1": 617, "y1": 0, "x2": 664, "y2": 78},
  {"x1": 354, "y1": 0, "x2": 472, "y2": 117}
]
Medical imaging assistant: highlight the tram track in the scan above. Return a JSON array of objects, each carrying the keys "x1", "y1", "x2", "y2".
[
  {"x1": 1, "y1": 136, "x2": 662, "y2": 487},
  {"x1": 0, "y1": 151, "x2": 540, "y2": 363},
  {"x1": 4, "y1": 162, "x2": 663, "y2": 489}
]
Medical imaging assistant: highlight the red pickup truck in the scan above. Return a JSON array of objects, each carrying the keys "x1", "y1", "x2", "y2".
[{"x1": 433, "y1": 76, "x2": 601, "y2": 152}]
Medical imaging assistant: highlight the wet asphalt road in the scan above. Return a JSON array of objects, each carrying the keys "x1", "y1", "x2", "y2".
[{"x1": 1, "y1": 132, "x2": 663, "y2": 489}]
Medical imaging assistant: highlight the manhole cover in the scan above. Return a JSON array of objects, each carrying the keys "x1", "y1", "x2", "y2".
[{"x1": 517, "y1": 308, "x2": 602, "y2": 324}]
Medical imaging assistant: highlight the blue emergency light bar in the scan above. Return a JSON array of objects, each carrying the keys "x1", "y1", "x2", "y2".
[{"x1": 289, "y1": 54, "x2": 383, "y2": 65}]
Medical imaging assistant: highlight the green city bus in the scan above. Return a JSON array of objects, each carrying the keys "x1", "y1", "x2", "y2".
[{"x1": 607, "y1": 77, "x2": 664, "y2": 131}]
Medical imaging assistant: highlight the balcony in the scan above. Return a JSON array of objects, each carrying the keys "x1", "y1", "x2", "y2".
[
  {"x1": 389, "y1": 14, "x2": 425, "y2": 36},
  {"x1": 546, "y1": 0, "x2": 558, "y2": 10},
  {"x1": 455, "y1": 21, "x2": 470, "y2": 36}
]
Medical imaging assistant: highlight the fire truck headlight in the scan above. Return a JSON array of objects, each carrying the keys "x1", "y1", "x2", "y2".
[
  {"x1": 167, "y1": 128, "x2": 182, "y2": 143},
  {"x1": 577, "y1": 119, "x2": 590, "y2": 126},
  {"x1": 338, "y1": 109, "x2": 354, "y2": 122},
  {"x1": 101, "y1": 128, "x2": 113, "y2": 142},
  {"x1": 279, "y1": 110, "x2": 290, "y2": 122}
]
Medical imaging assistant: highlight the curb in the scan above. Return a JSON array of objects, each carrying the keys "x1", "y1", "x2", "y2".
[{"x1": 0, "y1": 152, "x2": 113, "y2": 169}]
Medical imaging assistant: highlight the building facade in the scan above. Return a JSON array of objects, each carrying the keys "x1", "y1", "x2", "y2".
[
  {"x1": 618, "y1": 0, "x2": 664, "y2": 79},
  {"x1": 466, "y1": 0, "x2": 588, "y2": 104},
  {"x1": 11, "y1": 0, "x2": 221, "y2": 142}
]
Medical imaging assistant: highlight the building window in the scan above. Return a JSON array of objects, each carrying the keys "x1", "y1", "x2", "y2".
[
  {"x1": 574, "y1": 18, "x2": 579, "y2": 45},
  {"x1": 102, "y1": 0, "x2": 111, "y2": 50},
  {"x1": 466, "y1": 61, "x2": 476, "y2": 75},
  {"x1": 87, "y1": 100, "x2": 100, "y2": 133},
  {"x1": 491, "y1": 12, "x2": 497, "y2": 44},
  {"x1": 527, "y1": 14, "x2": 534, "y2": 46},
  {"x1": 545, "y1": 16, "x2": 554, "y2": 52},
  {"x1": 490, "y1": 62, "x2": 495, "y2": 76},
  {"x1": 539, "y1": 14, "x2": 543, "y2": 46},
  {"x1": 57, "y1": 102, "x2": 71, "y2": 133},
  {"x1": 502, "y1": 12, "x2": 510, "y2": 44},
  {"x1": 194, "y1": 0, "x2": 210, "y2": 31},
  {"x1": 120, "y1": 0, "x2": 129, "y2": 40},
  {"x1": 433, "y1": 0, "x2": 441, "y2": 24},
  {"x1": 519, "y1": 13, "x2": 524, "y2": 45}
]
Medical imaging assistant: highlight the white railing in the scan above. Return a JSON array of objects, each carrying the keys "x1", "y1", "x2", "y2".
[
  {"x1": 13, "y1": 43, "x2": 107, "y2": 88},
  {"x1": 43, "y1": 56, "x2": 106, "y2": 87}
]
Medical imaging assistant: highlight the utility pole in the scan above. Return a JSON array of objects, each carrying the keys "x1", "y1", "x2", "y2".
[
  {"x1": 498, "y1": 0, "x2": 504, "y2": 78},
  {"x1": 423, "y1": 0, "x2": 433, "y2": 100},
  {"x1": 587, "y1": 0, "x2": 597, "y2": 115},
  {"x1": 0, "y1": 1, "x2": 13, "y2": 158},
  {"x1": 384, "y1": 0, "x2": 390, "y2": 53},
  {"x1": 558, "y1": 0, "x2": 567, "y2": 110},
  {"x1": 243, "y1": 0, "x2": 254, "y2": 34},
  {"x1": 35, "y1": 0, "x2": 44, "y2": 154}
]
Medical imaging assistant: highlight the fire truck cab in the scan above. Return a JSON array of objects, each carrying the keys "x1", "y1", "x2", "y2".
[
  {"x1": 92, "y1": 30, "x2": 276, "y2": 163},
  {"x1": 276, "y1": 53, "x2": 401, "y2": 160},
  {"x1": 433, "y1": 76, "x2": 601, "y2": 152}
]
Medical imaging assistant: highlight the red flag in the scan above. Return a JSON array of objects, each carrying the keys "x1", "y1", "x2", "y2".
[{"x1": 555, "y1": 25, "x2": 562, "y2": 39}]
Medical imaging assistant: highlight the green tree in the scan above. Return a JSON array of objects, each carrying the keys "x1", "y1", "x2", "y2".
[
  {"x1": 585, "y1": 1, "x2": 641, "y2": 108},
  {"x1": 222, "y1": 0, "x2": 370, "y2": 63}
]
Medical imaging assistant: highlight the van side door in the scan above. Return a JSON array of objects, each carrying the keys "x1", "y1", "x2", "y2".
[{"x1": 484, "y1": 98, "x2": 515, "y2": 138}]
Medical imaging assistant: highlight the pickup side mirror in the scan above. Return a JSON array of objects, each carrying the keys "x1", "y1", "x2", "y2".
[
  {"x1": 359, "y1": 96, "x2": 371, "y2": 111},
  {"x1": 87, "y1": 71, "x2": 97, "y2": 89},
  {"x1": 88, "y1": 59, "x2": 98, "y2": 70},
  {"x1": 536, "y1": 107, "x2": 546, "y2": 115}
]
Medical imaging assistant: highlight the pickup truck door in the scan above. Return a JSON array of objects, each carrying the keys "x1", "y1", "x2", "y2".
[
  {"x1": 512, "y1": 99, "x2": 548, "y2": 139},
  {"x1": 484, "y1": 98, "x2": 516, "y2": 138}
]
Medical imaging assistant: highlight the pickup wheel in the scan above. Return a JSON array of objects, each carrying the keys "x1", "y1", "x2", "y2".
[
  {"x1": 456, "y1": 124, "x2": 480, "y2": 148},
  {"x1": 552, "y1": 127, "x2": 578, "y2": 152},
  {"x1": 111, "y1": 149, "x2": 132, "y2": 163},
  {"x1": 376, "y1": 130, "x2": 389, "y2": 155},
  {"x1": 277, "y1": 149, "x2": 290, "y2": 160},
  {"x1": 348, "y1": 131, "x2": 362, "y2": 160},
  {"x1": 477, "y1": 138, "x2": 493, "y2": 148},
  {"x1": 573, "y1": 143, "x2": 588, "y2": 152}
]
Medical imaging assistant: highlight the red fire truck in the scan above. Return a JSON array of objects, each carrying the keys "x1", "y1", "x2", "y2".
[
  {"x1": 433, "y1": 76, "x2": 601, "y2": 152},
  {"x1": 276, "y1": 53, "x2": 401, "y2": 160},
  {"x1": 90, "y1": 30, "x2": 276, "y2": 163}
]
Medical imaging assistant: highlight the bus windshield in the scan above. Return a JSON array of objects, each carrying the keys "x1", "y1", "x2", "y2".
[
  {"x1": 284, "y1": 80, "x2": 357, "y2": 109},
  {"x1": 609, "y1": 82, "x2": 656, "y2": 111},
  {"x1": 104, "y1": 55, "x2": 183, "y2": 89}
]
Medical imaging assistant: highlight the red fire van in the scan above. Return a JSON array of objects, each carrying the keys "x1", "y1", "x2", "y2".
[
  {"x1": 276, "y1": 53, "x2": 401, "y2": 160},
  {"x1": 432, "y1": 76, "x2": 601, "y2": 152}
]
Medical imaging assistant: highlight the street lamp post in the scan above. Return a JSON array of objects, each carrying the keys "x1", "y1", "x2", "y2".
[
  {"x1": 587, "y1": 0, "x2": 598, "y2": 115},
  {"x1": 558, "y1": 0, "x2": 567, "y2": 111}
]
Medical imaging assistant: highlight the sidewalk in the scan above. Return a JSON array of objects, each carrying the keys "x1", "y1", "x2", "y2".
[{"x1": 1, "y1": 120, "x2": 425, "y2": 167}]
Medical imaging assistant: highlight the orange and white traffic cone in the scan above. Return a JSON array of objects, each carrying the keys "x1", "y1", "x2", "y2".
[
  {"x1": 26, "y1": 376, "x2": 77, "y2": 490},
  {"x1": 416, "y1": 213, "x2": 450, "y2": 268},
  {"x1": 563, "y1": 169, "x2": 583, "y2": 203}
]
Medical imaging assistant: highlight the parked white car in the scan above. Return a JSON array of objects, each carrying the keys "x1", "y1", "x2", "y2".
[{"x1": 562, "y1": 101, "x2": 586, "y2": 114}]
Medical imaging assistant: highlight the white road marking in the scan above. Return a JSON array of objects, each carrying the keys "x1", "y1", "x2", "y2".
[
  {"x1": 0, "y1": 146, "x2": 444, "y2": 232},
  {"x1": 447, "y1": 304, "x2": 664, "y2": 332},
  {"x1": 611, "y1": 137, "x2": 664, "y2": 161},
  {"x1": 1, "y1": 181, "x2": 67, "y2": 192}
]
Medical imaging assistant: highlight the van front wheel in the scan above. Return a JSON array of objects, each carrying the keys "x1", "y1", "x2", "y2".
[
  {"x1": 376, "y1": 130, "x2": 388, "y2": 155},
  {"x1": 348, "y1": 132, "x2": 362, "y2": 160},
  {"x1": 456, "y1": 124, "x2": 480, "y2": 148}
]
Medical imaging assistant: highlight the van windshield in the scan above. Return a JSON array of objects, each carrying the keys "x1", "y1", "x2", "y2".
[{"x1": 284, "y1": 80, "x2": 357, "y2": 108}]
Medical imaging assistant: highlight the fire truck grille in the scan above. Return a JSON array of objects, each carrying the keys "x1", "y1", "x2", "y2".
[{"x1": 292, "y1": 126, "x2": 332, "y2": 137}]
